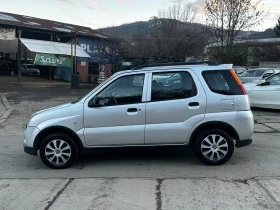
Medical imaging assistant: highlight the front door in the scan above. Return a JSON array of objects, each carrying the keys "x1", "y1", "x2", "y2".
[
  {"x1": 83, "y1": 73, "x2": 147, "y2": 146},
  {"x1": 145, "y1": 70, "x2": 206, "y2": 144},
  {"x1": 251, "y1": 73, "x2": 280, "y2": 109}
]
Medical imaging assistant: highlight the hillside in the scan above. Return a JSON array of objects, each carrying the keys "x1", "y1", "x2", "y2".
[{"x1": 97, "y1": 19, "x2": 275, "y2": 40}]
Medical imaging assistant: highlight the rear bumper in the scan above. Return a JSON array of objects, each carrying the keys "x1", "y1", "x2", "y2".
[
  {"x1": 235, "y1": 139, "x2": 252, "y2": 148},
  {"x1": 24, "y1": 144, "x2": 37, "y2": 156}
]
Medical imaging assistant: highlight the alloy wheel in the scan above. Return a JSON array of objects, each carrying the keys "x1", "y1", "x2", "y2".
[
  {"x1": 45, "y1": 139, "x2": 71, "y2": 166},
  {"x1": 201, "y1": 134, "x2": 229, "y2": 161}
]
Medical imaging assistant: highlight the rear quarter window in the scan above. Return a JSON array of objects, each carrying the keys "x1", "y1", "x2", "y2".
[{"x1": 202, "y1": 70, "x2": 243, "y2": 95}]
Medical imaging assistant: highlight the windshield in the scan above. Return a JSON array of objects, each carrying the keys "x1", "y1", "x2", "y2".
[{"x1": 240, "y1": 69, "x2": 266, "y2": 77}]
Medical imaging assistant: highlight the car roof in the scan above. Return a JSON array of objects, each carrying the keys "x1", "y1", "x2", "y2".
[
  {"x1": 127, "y1": 65, "x2": 231, "y2": 74},
  {"x1": 247, "y1": 68, "x2": 275, "y2": 70},
  {"x1": 122, "y1": 62, "x2": 233, "y2": 74}
]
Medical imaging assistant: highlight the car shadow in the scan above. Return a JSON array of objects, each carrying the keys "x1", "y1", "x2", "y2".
[
  {"x1": 75, "y1": 146, "x2": 200, "y2": 166},
  {"x1": 252, "y1": 107, "x2": 280, "y2": 113}
]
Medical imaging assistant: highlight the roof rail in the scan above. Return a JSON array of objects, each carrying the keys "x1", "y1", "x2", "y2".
[{"x1": 132, "y1": 61, "x2": 219, "y2": 70}]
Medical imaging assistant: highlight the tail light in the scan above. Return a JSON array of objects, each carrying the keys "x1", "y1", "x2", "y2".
[{"x1": 230, "y1": 69, "x2": 247, "y2": 95}]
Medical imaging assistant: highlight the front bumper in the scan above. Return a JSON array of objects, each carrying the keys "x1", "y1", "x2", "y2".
[
  {"x1": 235, "y1": 139, "x2": 252, "y2": 148},
  {"x1": 24, "y1": 144, "x2": 37, "y2": 156}
]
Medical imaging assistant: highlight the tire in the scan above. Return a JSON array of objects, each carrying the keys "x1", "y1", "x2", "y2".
[
  {"x1": 39, "y1": 133, "x2": 78, "y2": 169},
  {"x1": 194, "y1": 129, "x2": 234, "y2": 165}
]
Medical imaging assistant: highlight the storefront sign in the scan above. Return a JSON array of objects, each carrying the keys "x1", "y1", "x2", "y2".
[
  {"x1": 78, "y1": 37, "x2": 119, "y2": 64},
  {"x1": 34, "y1": 53, "x2": 72, "y2": 67},
  {"x1": 0, "y1": 28, "x2": 15, "y2": 40}
]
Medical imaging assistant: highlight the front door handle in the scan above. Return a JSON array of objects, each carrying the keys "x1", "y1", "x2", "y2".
[
  {"x1": 188, "y1": 102, "x2": 199, "y2": 106},
  {"x1": 127, "y1": 108, "x2": 138, "y2": 112}
]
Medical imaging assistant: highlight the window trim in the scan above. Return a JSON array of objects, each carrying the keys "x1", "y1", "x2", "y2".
[
  {"x1": 87, "y1": 72, "x2": 148, "y2": 108},
  {"x1": 147, "y1": 70, "x2": 198, "y2": 102}
]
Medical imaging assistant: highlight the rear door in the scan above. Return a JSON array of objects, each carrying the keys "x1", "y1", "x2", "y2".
[{"x1": 145, "y1": 69, "x2": 206, "y2": 144}]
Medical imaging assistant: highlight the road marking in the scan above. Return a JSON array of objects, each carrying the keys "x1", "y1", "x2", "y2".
[{"x1": 0, "y1": 93, "x2": 14, "y2": 124}]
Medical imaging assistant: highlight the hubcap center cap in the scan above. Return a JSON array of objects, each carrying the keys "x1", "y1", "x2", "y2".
[{"x1": 56, "y1": 150, "x2": 60, "y2": 154}]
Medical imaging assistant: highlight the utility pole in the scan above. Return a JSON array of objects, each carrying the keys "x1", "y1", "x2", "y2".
[
  {"x1": 71, "y1": 31, "x2": 79, "y2": 87},
  {"x1": 50, "y1": 34, "x2": 53, "y2": 82},
  {"x1": 17, "y1": 29, "x2": 22, "y2": 82},
  {"x1": 71, "y1": 32, "x2": 73, "y2": 74},
  {"x1": 74, "y1": 31, "x2": 77, "y2": 74}
]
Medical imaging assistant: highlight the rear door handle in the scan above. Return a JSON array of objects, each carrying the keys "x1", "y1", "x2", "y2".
[
  {"x1": 127, "y1": 108, "x2": 138, "y2": 112},
  {"x1": 188, "y1": 102, "x2": 199, "y2": 106}
]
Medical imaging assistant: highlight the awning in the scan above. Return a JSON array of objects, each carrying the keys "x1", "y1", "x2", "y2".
[{"x1": 20, "y1": 38, "x2": 90, "y2": 58}]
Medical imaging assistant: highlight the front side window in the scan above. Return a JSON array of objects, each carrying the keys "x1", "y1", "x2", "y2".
[
  {"x1": 266, "y1": 73, "x2": 280, "y2": 85},
  {"x1": 151, "y1": 71, "x2": 197, "y2": 101},
  {"x1": 94, "y1": 74, "x2": 145, "y2": 106}
]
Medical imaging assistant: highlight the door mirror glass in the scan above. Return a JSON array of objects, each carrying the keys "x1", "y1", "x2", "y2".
[{"x1": 88, "y1": 97, "x2": 101, "y2": 107}]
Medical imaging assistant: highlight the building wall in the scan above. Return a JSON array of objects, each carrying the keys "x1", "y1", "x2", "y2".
[
  {"x1": 77, "y1": 62, "x2": 89, "y2": 82},
  {"x1": 56, "y1": 67, "x2": 72, "y2": 82},
  {"x1": 259, "y1": 62, "x2": 280, "y2": 68}
]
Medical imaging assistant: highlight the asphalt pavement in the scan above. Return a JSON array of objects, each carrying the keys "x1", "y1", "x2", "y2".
[{"x1": 1, "y1": 82, "x2": 280, "y2": 210}]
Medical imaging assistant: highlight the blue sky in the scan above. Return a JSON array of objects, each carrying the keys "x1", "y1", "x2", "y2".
[{"x1": 0, "y1": 0, "x2": 280, "y2": 31}]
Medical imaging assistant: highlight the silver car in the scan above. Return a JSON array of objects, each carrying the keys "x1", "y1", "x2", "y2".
[
  {"x1": 24, "y1": 63, "x2": 254, "y2": 169},
  {"x1": 21, "y1": 64, "x2": 40, "y2": 76}
]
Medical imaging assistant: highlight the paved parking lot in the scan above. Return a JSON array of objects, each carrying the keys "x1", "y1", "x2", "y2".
[{"x1": 1, "y1": 83, "x2": 280, "y2": 210}]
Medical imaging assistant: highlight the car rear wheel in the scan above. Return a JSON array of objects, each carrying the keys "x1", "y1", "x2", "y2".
[
  {"x1": 194, "y1": 129, "x2": 234, "y2": 165},
  {"x1": 40, "y1": 133, "x2": 78, "y2": 169}
]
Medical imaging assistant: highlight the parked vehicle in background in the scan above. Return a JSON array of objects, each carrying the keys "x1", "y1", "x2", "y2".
[
  {"x1": 24, "y1": 62, "x2": 254, "y2": 169},
  {"x1": 21, "y1": 64, "x2": 40, "y2": 76},
  {"x1": 239, "y1": 68, "x2": 280, "y2": 84},
  {"x1": 0, "y1": 60, "x2": 13, "y2": 75},
  {"x1": 244, "y1": 73, "x2": 280, "y2": 110},
  {"x1": 232, "y1": 66, "x2": 246, "y2": 75}
]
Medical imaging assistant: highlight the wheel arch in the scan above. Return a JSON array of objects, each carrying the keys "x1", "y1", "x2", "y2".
[
  {"x1": 33, "y1": 126, "x2": 84, "y2": 151},
  {"x1": 188, "y1": 121, "x2": 240, "y2": 147}
]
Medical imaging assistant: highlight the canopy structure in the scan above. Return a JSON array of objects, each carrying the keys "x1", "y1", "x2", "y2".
[{"x1": 20, "y1": 38, "x2": 90, "y2": 58}]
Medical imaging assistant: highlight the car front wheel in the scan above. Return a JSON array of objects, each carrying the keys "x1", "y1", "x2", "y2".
[
  {"x1": 194, "y1": 129, "x2": 234, "y2": 165},
  {"x1": 40, "y1": 133, "x2": 78, "y2": 169}
]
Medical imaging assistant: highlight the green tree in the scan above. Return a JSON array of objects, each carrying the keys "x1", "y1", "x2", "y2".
[{"x1": 274, "y1": 16, "x2": 280, "y2": 37}]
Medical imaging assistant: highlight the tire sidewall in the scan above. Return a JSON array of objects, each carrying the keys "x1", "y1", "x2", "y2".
[
  {"x1": 194, "y1": 129, "x2": 234, "y2": 165},
  {"x1": 40, "y1": 133, "x2": 78, "y2": 169}
]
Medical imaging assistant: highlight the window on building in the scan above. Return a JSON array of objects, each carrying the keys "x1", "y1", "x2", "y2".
[{"x1": 88, "y1": 62, "x2": 99, "y2": 74}]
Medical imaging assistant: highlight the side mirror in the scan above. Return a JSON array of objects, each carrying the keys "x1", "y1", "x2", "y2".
[
  {"x1": 88, "y1": 97, "x2": 101, "y2": 107},
  {"x1": 259, "y1": 81, "x2": 270, "y2": 86}
]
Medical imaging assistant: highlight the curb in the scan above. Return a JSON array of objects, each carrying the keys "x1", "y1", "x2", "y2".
[{"x1": 0, "y1": 93, "x2": 14, "y2": 124}]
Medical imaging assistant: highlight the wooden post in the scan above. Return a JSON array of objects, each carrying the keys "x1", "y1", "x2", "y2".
[{"x1": 17, "y1": 29, "x2": 22, "y2": 82}]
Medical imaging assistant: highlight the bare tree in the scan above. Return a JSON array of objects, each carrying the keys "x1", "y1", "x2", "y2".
[
  {"x1": 157, "y1": 1, "x2": 208, "y2": 59},
  {"x1": 205, "y1": 0, "x2": 265, "y2": 63}
]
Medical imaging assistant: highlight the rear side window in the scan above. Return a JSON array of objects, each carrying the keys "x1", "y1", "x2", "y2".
[
  {"x1": 151, "y1": 71, "x2": 197, "y2": 101},
  {"x1": 202, "y1": 70, "x2": 243, "y2": 95}
]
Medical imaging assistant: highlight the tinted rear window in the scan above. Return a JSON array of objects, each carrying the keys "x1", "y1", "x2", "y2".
[{"x1": 202, "y1": 70, "x2": 243, "y2": 95}]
